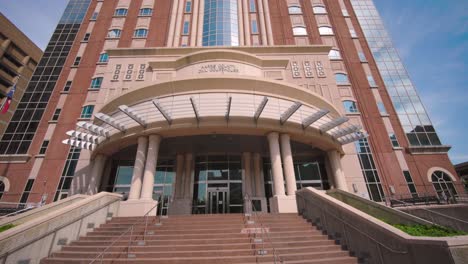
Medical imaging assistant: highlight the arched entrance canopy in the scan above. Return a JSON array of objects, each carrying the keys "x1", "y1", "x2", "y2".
[{"x1": 63, "y1": 76, "x2": 366, "y2": 154}]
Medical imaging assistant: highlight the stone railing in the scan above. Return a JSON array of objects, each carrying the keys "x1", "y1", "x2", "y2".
[
  {"x1": 0, "y1": 192, "x2": 122, "y2": 264},
  {"x1": 296, "y1": 188, "x2": 468, "y2": 264}
]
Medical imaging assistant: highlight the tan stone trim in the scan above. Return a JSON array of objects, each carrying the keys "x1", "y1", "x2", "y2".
[
  {"x1": 107, "y1": 44, "x2": 332, "y2": 57},
  {"x1": 0, "y1": 154, "x2": 31, "y2": 163},
  {"x1": 148, "y1": 49, "x2": 289, "y2": 69}
]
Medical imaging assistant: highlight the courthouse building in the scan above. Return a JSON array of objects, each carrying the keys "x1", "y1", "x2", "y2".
[{"x1": 0, "y1": 0, "x2": 463, "y2": 215}]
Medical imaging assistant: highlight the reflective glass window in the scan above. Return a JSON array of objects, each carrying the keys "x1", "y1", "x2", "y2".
[
  {"x1": 134, "y1": 28, "x2": 148, "y2": 38},
  {"x1": 139, "y1": 8, "x2": 153, "y2": 16},
  {"x1": 318, "y1": 26, "x2": 333, "y2": 35},
  {"x1": 328, "y1": 49, "x2": 341, "y2": 60},
  {"x1": 343, "y1": 100, "x2": 358, "y2": 113},
  {"x1": 377, "y1": 102, "x2": 387, "y2": 115},
  {"x1": 183, "y1": 21, "x2": 190, "y2": 35},
  {"x1": 80, "y1": 105, "x2": 94, "y2": 119},
  {"x1": 431, "y1": 171, "x2": 458, "y2": 199},
  {"x1": 114, "y1": 8, "x2": 128, "y2": 16},
  {"x1": 389, "y1": 133, "x2": 400, "y2": 147},
  {"x1": 98, "y1": 53, "x2": 108, "y2": 63},
  {"x1": 293, "y1": 26, "x2": 307, "y2": 36},
  {"x1": 107, "y1": 29, "x2": 121, "y2": 38},
  {"x1": 249, "y1": 0, "x2": 256, "y2": 12},
  {"x1": 90, "y1": 77, "x2": 103, "y2": 89},
  {"x1": 288, "y1": 6, "x2": 302, "y2": 14},
  {"x1": 185, "y1": 1, "x2": 192, "y2": 12},
  {"x1": 251, "y1": 20, "x2": 258, "y2": 34},
  {"x1": 313, "y1": 6, "x2": 327, "y2": 14},
  {"x1": 335, "y1": 73, "x2": 349, "y2": 85},
  {"x1": 202, "y1": 0, "x2": 239, "y2": 46}
]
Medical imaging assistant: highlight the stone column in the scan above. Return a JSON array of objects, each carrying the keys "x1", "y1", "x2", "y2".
[
  {"x1": 253, "y1": 153, "x2": 264, "y2": 197},
  {"x1": 140, "y1": 135, "x2": 162, "y2": 200},
  {"x1": 328, "y1": 150, "x2": 348, "y2": 191},
  {"x1": 280, "y1": 134, "x2": 297, "y2": 196},
  {"x1": 243, "y1": 152, "x2": 253, "y2": 197},
  {"x1": 242, "y1": 0, "x2": 251, "y2": 45},
  {"x1": 183, "y1": 153, "x2": 193, "y2": 199},
  {"x1": 174, "y1": 154, "x2": 185, "y2": 199},
  {"x1": 128, "y1": 136, "x2": 148, "y2": 200},
  {"x1": 267, "y1": 132, "x2": 285, "y2": 196},
  {"x1": 87, "y1": 154, "x2": 107, "y2": 194},
  {"x1": 262, "y1": 0, "x2": 274, "y2": 45}
]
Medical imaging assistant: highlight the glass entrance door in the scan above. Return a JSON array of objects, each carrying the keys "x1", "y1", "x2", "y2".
[{"x1": 207, "y1": 188, "x2": 228, "y2": 214}]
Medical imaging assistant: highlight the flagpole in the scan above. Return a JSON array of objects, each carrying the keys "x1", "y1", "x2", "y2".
[{"x1": 0, "y1": 75, "x2": 21, "y2": 113}]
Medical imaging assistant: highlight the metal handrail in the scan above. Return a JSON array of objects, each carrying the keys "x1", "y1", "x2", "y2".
[
  {"x1": 298, "y1": 192, "x2": 409, "y2": 256},
  {"x1": 89, "y1": 202, "x2": 159, "y2": 264},
  {"x1": 0, "y1": 205, "x2": 37, "y2": 219},
  {"x1": 389, "y1": 197, "x2": 468, "y2": 225},
  {"x1": 243, "y1": 194, "x2": 282, "y2": 263},
  {"x1": 0, "y1": 199, "x2": 118, "y2": 261}
]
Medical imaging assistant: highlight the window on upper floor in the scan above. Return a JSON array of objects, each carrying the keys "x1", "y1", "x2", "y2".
[
  {"x1": 293, "y1": 26, "x2": 307, "y2": 36},
  {"x1": 377, "y1": 102, "x2": 387, "y2": 115},
  {"x1": 52, "y1": 108, "x2": 61, "y2": 121},
  {"x1": 107, "y1": 29, "x2": 121, "y2": 38},
  {"x1": 98, "y1": 53, "x2": 108, "y2": 63},
  {"x1": 318, "y1": 26, "x2": 334, "y2": 36},
  {"x1": 343, "y1": 100, "x2": 358, "y2": 113},
  {"x1": 403, "y1": 170, "x2": 418, "y2": 197},
  {"x1": 249, "y1": 0, "x2": 256, "y2": 12},
  {"x1": 335, "y1": 73, "x2": 349, "y2": 85},
  {"x1": 251, "y1": 20, "x2": 259, "y2": 34},
  {"x1": 139, "y1": 8, "x2": 153, "y2": 16},
  {"x1": 134, "y1": 28, "x2": 148, "y2": 38},
  {"x1": 367, "y1": 75, "x2": 377, "y2": 87},
  {"x1": 288, "y1": 6, "x2": 302, "y2": 14},
  {"x1": 39, "y1": 140, "x2": 49, "y2": 155},
  {"x1": 81, "y1": 105, "x2": 94, "y2": 119},
  {"x1": 358, "y1": 51, "x2": 367, "y2": 62},
  {"x1": 342, "y1": 9, "x2": 349, "y2": 17},
  {"x1": 90, "y1": 77, "x2": 103, "y2": 89},
  {"x1": 328, "y1": 49, "x2": 341, "y2": 60},
  {"x1": 389, "y1": 133, "x2": 400, "y2": 148},
  {"x1": 83, "y1": 33, "x2": 91, "y2": 42},
  {"x1": 185, "y1": 1, "x2": 192, "y2": 13},
  {"x1": 114, "y1": 8, "x2": 128, "y2": 17},
  {"x1": 63, "y1": 81, "x2": 72, "y2": 92},
  {"x1": 91, "y1": 12, "x2": 99, "y2": 20},
  {"x1": 73, "y1": 56, "x2": 81, "y2": 66},
  {"x1": 350, "y1": 29, "x2": 358, "y2": 38},
  {"x1": 313, "y1": 6, "x2": 327, "y2": 14},
  {"x1": 431, "y1": 171, "x2": 458, "y2": 199},
  {"x1": 183, "y1": 21, "x2": 190, "y2": 35}
]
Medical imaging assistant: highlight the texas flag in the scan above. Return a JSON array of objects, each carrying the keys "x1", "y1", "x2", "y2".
[{"x1": 1, "y1": 83, "x2": 16, "y2": 114}]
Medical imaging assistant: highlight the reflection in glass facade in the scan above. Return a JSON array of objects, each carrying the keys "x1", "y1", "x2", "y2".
[
  {"x1": 54, "y1": 147, "x2": 81, "y2": 201},
  {"x1": 0, "y1": 0, "x2": 92, "y2": 154},
  {"x1": 355, "y1": 139, "x2": 384, "y2": 201},
  {"x1": 202, "y1": 0, "x2": 239, "y2": 46},
  {"x1": 351, "y1": 0, "x2": 442, "y2": 146}
]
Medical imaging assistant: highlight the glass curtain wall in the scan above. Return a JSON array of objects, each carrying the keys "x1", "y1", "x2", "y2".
[
  {"x1": 202, "y1": 0, "x2": 239, "y2": 46},
  {"x1": 351, "y1": 0, "x2": 442, "y2": 146}
]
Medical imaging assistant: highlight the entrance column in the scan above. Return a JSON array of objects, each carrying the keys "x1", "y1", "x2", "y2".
[
  {"x1": 87, "y1": 154, "x2": 107, "y2": 195},
  {"x1": 280, "y1": 134, "x2": 297, "y2": 196},
  {"x1": 253, "y1": 153, "x2": 267, "y2": 212},
  {"x1": 174, "y1": 154, "x2": 185, "y2": 199},
  {"x1": 183, "y1": 153, "x2": 193, "y2": 199},
  {"x1": 328, "y1": 150, "x2": 348, "y2": 191},
  {"x1": 267, "y1": 132, "x2": 297, "y2": 213},
  {"x1": 140, "y1": 135, "x2": 162, "y2": 200},
  {"x1": 253, "y1": 153, "x2": 264, "y2": 197},
  {"x1": 267, "y1": 132, "x2": 285, "y2": 196},
  {"x1": 243, "y1": 152, "x2": 253, "y2": 197},
  {"x1": 128, "y1": 136, "x2": 148, "y2": 200}
]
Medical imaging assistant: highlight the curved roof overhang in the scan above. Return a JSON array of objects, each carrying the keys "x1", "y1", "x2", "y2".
[{"x1": 63, "y1": 76, "x2": 367, "y2": 156}]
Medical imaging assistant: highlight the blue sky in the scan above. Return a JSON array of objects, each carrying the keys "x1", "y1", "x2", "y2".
[{"x1": 0, "y1": 0, "x2": 467, "y2": 163}]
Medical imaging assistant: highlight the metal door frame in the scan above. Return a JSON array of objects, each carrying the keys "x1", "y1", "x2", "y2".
[{"x1": 207, "y1": 187, "x2": 229, "y2": 214}]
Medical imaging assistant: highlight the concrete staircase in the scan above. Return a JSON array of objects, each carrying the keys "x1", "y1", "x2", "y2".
[{"x1": 41, "y1": 213, "x2": 358, "y2": 263}]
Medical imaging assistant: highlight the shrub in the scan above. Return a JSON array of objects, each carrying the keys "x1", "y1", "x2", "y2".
[{"x1": 392, "y1": 224, "x2": 467, "y2": 237}]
